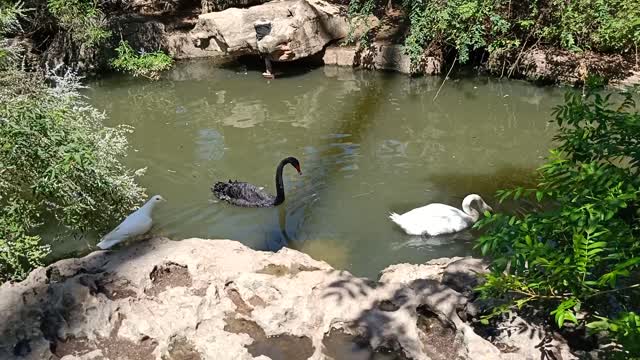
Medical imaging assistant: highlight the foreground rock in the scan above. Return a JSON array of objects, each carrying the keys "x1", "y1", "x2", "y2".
[
  {"x1": 190, "y1": 0, "x2": 349, "y2": 62},
  {"x1": 0, "y1": 238, "x2": 576, "y2": 359}
]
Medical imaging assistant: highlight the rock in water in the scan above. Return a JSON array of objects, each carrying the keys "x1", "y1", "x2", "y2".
[{"x1": 96, "y1": 195, "x2": 166, "y2": 250}]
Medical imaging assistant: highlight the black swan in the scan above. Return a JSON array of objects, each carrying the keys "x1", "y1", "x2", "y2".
[{"x1": 212, "y1": 157, "x2": 302, "y2": 207}]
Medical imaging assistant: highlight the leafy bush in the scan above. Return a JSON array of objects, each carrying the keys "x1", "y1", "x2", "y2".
[
  {"x1": 587, "y1": 312, "x2": 640, "y2": 355},
  {"x1": 0, "y1": 1, "x2": 27, "y2": 70},
  {"x1": 476, "y1": 89, "x2": 640, "y2": 357},
  {"x1": 0, "y1": 68, "x2": 147, "y2": 282},
  {"x1": 539, "y1": 0, "x2": 640, "y2": 53},
  {"x1": 348, "y1": 0, "x2": 640, "y2": 64},
  {"x1": 47, "y1": 0, "x2": 111, "y2": 47},
  {"x1": 0, "y1": 67, "x2": 146, "y2": 282},
  {"x1": 402, "y1": 0, "x2": 513, "y2": 64},
  {"x1": 0, "y1": 198, "x2": 49, "y2": 281},
  {"x1": 111, "y1": 40, "x2": 174, "y2": 80}
]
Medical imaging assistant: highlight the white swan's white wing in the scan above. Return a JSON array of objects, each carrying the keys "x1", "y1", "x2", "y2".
[
  {"x1": 97, "y1": 212, "x2": 153, "y2": 250},
  {"x1": 389, "y1": 204, "x2": 472, "y2": 236}
]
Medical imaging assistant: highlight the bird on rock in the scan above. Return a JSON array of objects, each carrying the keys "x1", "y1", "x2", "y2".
[{"x1": 96, "y1": 195, "x2": 166, "y2": 250}]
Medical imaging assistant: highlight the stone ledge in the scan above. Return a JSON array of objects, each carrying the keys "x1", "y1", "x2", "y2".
[
  {"x1": 0, "y1": 238, "x2": 574, "y2": 360},
  {"x1": 323, "y1": 44, "x2": 442, "y2": 75}
]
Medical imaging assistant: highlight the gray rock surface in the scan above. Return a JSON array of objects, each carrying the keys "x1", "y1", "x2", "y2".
[
  {"x1": 0, "y1": 238, "x2": 575, "y2": 360},
  {"x1": 441, "y1": 257, "x2": 489, "y2": 296},
  {"x1": 191, "y1": 0, "x2": 349, "y2": 61}
]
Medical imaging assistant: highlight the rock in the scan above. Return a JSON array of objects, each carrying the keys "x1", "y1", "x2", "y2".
[
  {"x1": 43, "y1": 31, "x2": 106, "y2": 76},
  {"x1": 611, "y1": 69, "x2": 640, "y2": 89},
  {"x1": 129, "y1": 0, "x2": 196, "y2": 15},
  {"x1": 42, "y1": 13, "x2": 210, "y2": 75},
  {"x1": 191, "y1": 0, "x2": 349, "y2": 62},
  {"x1": 115, "y1": 16, "x2": 211, "y2": 60},
  {"x1": 0, "y1": 238, "x2": 575, "y2": 360},
  {"x1": 474, "y1": 312, "x2": 576, "y2": 360},
  {"x1": 201, "y1": 0, "x2": 271, "y2": 13},
  {"x1": 441, "y1": 257, "x2": 489, "y2": 297},
  {"x1": 487, "y1": 47, "x2": 635, "y2": 86},
  {"x1": 379, "y1": 257, "x2": 462, "y2": 284},
  {"x1": 4, "y1": 37, "x2": 40, "y2": 71},
  {"x1": 323, "y1": 44, "x2": 442, "y2": 75}
]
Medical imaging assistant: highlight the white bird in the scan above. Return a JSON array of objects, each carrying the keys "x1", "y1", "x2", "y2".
[
  {"x1": 389, "y1": 194, "x2": 493, "y2": 236},
  {"x1": 96, "y1": 195, "x2": 166, "y2": 250}
]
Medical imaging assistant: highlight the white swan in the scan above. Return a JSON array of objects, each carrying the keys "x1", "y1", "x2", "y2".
[
  {"x1": 389, "y1": 194, "x2": 493, "y2": 236},
  {"x1": 96, "y1": 195, "x2": 166, "y2": 250}
]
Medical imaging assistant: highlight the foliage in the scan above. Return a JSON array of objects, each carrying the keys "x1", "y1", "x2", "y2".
[
  {"x1": 0, "y1": 199, "x2": 49, "y2": 282},
  {"x1": 46, "y1": 0, "x2": 111, "y2": 47},
  {"x1": 110, "y1": 40, "x2": 174, "y2": 80},
  {"x1": 346, "y1": 0, "x2": 377, "y2": 45},
  {"x1": 587, "y1": 312, "x2": 640, "y2": 355},
  {"x1": 0, "y1": 0, "x2": 27, "y2": 70},
  {"x1": 475, "y1": 89, "x2": 640, "y2": 357},
  {"x1": 0, "y1": 67, "x2": 146, "y2": 283},
  {"x1": 402, "y1": 0, "x2": 513, "y2": 64},
  {"x1": 348, "y1": 0, "x2": 640, "y2": 64}
]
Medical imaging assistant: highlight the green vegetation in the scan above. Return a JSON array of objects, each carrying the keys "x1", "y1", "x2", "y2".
[
  {"x1": 0, "y1": 3, "x2": 145, "y2": 282},
  {"x1": 47, "y1": 0, "x2": 111, "y2": 47},
  {"x1": 0, "y1": 1, "x2": 26, "y2": 69},
  {"x1": 111, "y1": 40, "x2": 174, "y2": 80},
  {"x1": 349, "y1": 0, "x2": 640, "y2": 64},
  {"x1": 476, "y1": 88, "x2": 640, "y2": 357}
]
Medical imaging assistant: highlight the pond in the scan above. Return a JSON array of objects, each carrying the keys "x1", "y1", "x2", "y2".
[{"x1": 54, "y1": 60, "x2": 565, "y2": 279}]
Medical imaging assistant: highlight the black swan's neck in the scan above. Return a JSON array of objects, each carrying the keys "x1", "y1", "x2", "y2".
[{"x1": 273, "y1": 160, "x2": 288, "y2": 206}]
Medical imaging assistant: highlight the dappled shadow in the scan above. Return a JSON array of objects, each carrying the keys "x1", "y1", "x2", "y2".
[
  {"x1": 0, "y1": 237, "x2": 175, "y2": 358},
  {"x1": 322, "y1": 275, "x2": 377, "y2": 304},
  {"x1": 317, "y1": 265, "x2": 470, "y2": 359},
  {"x1": 472, "y1": 310, "x2": 567, "y2": 360}
]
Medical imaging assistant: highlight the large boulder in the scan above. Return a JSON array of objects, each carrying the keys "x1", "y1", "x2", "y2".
[
  {"x1": 0, "y1": 238, "x2": 576, "y2": 360},
  {"x1": 191, "y1": 0, "x2": 349, "y2": 61}
]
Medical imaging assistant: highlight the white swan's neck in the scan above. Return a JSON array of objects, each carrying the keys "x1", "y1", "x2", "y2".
[{"x1": 461, "y1": 195, "x2": 482, "y2": 222}]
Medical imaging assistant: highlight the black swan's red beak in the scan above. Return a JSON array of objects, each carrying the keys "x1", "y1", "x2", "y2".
[{"x1": 294, "y1": 164, "x2": 302, "y2": 175}]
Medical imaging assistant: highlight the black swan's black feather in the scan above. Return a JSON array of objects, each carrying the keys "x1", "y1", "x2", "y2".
[{"x1": 212, "y1": 157, "x2": 301, "y2": 208}]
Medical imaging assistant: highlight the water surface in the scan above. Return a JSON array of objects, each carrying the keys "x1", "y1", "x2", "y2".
[{"x1": 63, "y1": 60, "x2": 563, "y2": 278}]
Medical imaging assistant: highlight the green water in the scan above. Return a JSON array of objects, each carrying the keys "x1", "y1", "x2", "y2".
[{"x1": 63, "y1": 60, "x2": 564, "y2": 279}]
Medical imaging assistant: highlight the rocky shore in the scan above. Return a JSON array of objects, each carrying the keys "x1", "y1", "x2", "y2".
[{"x1": 0, "y1": 237, "x2": 578, "y2": 360}]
